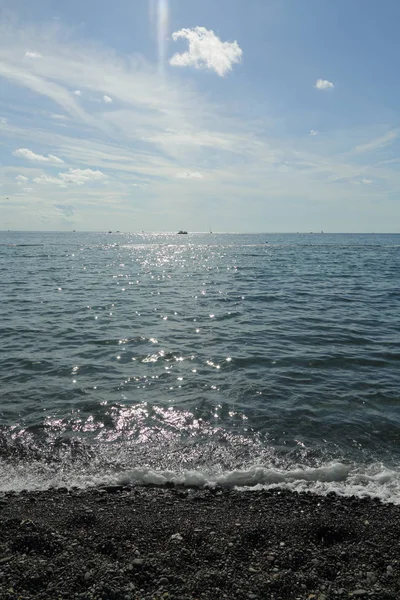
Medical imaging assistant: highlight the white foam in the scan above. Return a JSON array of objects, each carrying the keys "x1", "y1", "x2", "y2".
[
  {"x1": 115, "y1": 462, "x2": 351, "y2": 490},
  {"x1": 2, "y1": 460, "x2": 400, "y2": 504}
]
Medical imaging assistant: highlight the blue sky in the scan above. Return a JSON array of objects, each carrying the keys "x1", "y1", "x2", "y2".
[{"x1": 1, "y1": 0, "x2": 400, "y2": 232}]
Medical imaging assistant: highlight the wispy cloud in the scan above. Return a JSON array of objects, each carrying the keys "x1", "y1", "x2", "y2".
[
  {"x1": 13, "y1": 148, "x2": 64, "y2": 164},
  {"x1": 315, "y1": 79, "x2": 334, "y2": 90},
  {"x1": 170, "y1": 27, "x2": 242, "y2": 76},
  {"x1": 350, "y1": 178, "x2": 373, "y2": 185},
  {"x1": 55, "y1": 204, "x2": 75, "y2": 217},
  {"x1": 103, "y1": 95, "x2": 113, "y2": 104},
  {"x1": 59, "y1": 168, "x2": 106, "y2": 185},
  {"x1": 175, "y1": 170, "x2": 204, "y2": 179},
  {"x1": 354, "y1": 130, "x2": 398, "y2": 153},
  {"x1": 34, "y1": 168, "x2": 106, "y2": 186},
  {"x1": 49, "y1": 113, "x2": 68, "y2": 120},
  {"x1": 309, "y1": 130, "x2": 319, "y2": 136},
  {"x1": 73, "y1": 90, "x2": 81, "y2": 96},
  {"x1": 33, "y1": 174, "x2": 67, "y2": 186},
  {"x1": 25, "y1": 51, "x2": 42, "y2": 59},
  {"x1": 1, "y1": 19, "x2": 400, "y2": 231},
  {"x1": 15, "y1": 174, "x2": 29, "y2": 182}
]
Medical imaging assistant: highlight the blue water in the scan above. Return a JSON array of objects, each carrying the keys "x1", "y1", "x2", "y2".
[{"x1": 1, "y1": 231, "x2": 400, "y2": 500}]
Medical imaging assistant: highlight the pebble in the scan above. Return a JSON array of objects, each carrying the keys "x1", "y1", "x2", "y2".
[
  {"x1": 170, "y1": 533, "x2": 183, "y2": 541},
  {"x1": 386, "y1": 565, "x2": 394, "y2": 575},
  {"x1": 132, "y1": 558, "x2": 144, "y2": 566},
  {"x1": 351, "y1": 591, "x2": 368, "y2": 597}
]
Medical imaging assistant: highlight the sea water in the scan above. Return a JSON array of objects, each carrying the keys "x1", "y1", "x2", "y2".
[{"x1": 1, "y1": 231, "x2": 399, "y2": 501}]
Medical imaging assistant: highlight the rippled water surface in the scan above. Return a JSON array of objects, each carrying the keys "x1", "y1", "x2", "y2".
[{"x1": 1, "y1": 231, "x2": 400, "y2": 499}]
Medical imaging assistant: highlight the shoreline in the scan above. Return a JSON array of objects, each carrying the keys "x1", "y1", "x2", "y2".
[{"x1": 0, "y1": 487, "x2": 399, "y2": 599}]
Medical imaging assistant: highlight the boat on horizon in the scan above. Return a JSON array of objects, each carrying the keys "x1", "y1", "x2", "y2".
[{"x1": 177, "y1": 230, "x2": 188, "y2": 234}]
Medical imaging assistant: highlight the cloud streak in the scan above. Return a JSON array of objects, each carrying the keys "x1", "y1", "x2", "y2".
[
  {"x1": 175, "y1": 170, "x2": 203, "y2": 179},
  {"x1": 13, "y1": 148, "x2": 64, "y2": 164},
  {"x1": 354, "y1": 130, "x2": 398, "y2": 153},
  {"x1": 1, "y1": 19, "x2": 400, "y2": 231},
  {"x1": 25, "y1": 51, "x2": 42, "y2": 59},
  {"x1": 34, "y1": 168, "x2": 106, "y2": 186}
]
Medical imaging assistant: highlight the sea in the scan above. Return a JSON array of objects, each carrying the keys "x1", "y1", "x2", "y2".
[{"x1": 1, "y1": 231, "x2": 400, "y2": 502}]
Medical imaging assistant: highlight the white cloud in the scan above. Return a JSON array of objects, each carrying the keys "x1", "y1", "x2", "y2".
[
  {"x1": 103, "y1": 95, "x2": 113, "y2": 104},
  {"x1": 25, "y1": 51, "x2": 42, "y2": 59},
  {"x1": 2, "y1": 20, "x2": 400, "y2": 232},
  {"x1": 315, "y1": 79, "x2": 334, "y2": 90},
  {"x1": 49, "y1": 113, "x2": 68, "y2": 120},
  {"x1": 59, "y1": 168, "x2": 106, "y2": 185},
  {"x1": 73, "y1": 90, "x2": 81, "y2": 96},
  {"x1": 13, "y1": 148, "x2": 64, "y2": 164},
  {"x1": 0, "y1": 116, "x2": 8, "y2": 124},
  {"x1": 175, "y1": 170, "x2": 204, "y2": 179},
  {"x1": 33, "y1": 174, "x2": 67, "y2": 186},
  {"x1": 350, "y1": 178, "x2": 373, "y2": 185},
  {"x1": 33, "y1": 168, "x2": 106, "y2": 187},
  {"x1": 22, "y1": 187, "x2": 33, "y2": 192},
  {"x1": 170, "y1": 26, "x2": 242, "y2": 76},
  {"x1": 309, "y1": 130, "x2": 319, "y2": 136},
  {"x1": 16, "y1": 175, "x2": 29, "y2": 182}
]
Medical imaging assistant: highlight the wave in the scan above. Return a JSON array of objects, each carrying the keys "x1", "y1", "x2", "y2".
[{"x1": 1, "y1": 455, "x2": 400, "y2": 504}]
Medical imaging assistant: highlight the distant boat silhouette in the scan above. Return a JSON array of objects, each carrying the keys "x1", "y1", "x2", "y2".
[{"x1": 177, "y1": 230, "x2": 188, "y2": 234}]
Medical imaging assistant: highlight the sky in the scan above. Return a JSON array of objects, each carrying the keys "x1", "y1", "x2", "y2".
[{"x1": 1, "y1": 0, "x2": 400, "y2": 232}]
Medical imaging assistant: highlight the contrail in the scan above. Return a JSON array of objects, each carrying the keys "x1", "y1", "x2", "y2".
[
  {"x1": 157, "y1": 0, "x2": 169, "y2": 71},
  {"x1": 149, "y1": 0, "x2": 169, "y2": 74}
]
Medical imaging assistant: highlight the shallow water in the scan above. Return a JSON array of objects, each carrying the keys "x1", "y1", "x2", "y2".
[{"x1": 1, "y1": 231, "x2": 400, "y2": 500}]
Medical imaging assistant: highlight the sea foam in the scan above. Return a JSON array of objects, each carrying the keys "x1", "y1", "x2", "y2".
[{"x1": 2, "y1": 460, "x2": 400, "y2": 504}]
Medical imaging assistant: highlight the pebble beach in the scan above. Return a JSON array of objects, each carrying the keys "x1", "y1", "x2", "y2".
[{"x1": 0, "y1": 486, "x2": 399, "y2": 600}]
